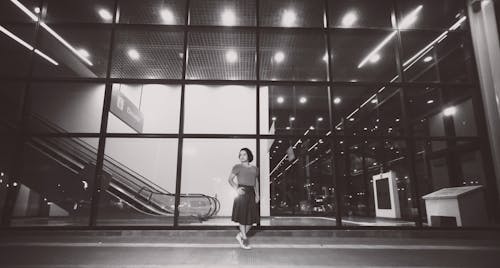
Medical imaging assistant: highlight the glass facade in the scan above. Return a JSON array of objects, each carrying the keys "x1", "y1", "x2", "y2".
[{"x1": 0, "y1": 0, "x2": 498, "y2": 228}]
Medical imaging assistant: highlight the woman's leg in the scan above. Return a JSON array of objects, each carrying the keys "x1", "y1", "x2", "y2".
[
  {"x1": 245, "y1": 225, "x2": 252, "y2": 236},
  {"x1": 239, "y1": 224, "x2": 246, "y2": 239}
]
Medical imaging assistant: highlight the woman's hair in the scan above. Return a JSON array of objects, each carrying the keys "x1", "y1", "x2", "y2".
[{"x1": 239, "y1": 148, "x2": 254, "y2": 163}]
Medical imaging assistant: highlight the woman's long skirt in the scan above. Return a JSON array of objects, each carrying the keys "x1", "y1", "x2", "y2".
[{"x1": 231, "y1": 185, "x2": 259, "y2": 225}]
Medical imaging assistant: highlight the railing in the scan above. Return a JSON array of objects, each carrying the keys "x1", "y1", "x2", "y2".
[{"x1": 2, "y1": 109, "x2": 220, "y2": 219}]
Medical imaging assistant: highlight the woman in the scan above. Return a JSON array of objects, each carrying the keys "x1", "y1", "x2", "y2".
[{"x1": 228, "y1": 148, "x2": 259, "y2": 250}]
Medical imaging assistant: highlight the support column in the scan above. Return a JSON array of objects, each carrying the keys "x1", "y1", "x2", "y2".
[{"x1": 468, "y1": 0, "x2": 500, "y2": 209}]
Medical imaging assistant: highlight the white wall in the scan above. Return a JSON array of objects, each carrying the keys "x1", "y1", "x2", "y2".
[
  {"x1": 108, "y1": 84, "x2": 181, "y2": 133},
  {"x1": 184, "y1": 85, "x2": 256, "y2": 134},
  {"x1": 181, "y1": 139, "x2": 257, "y2": 216},
  {"x1": 104, "y1": 138, "x2": 178, "y2": 192},
  {"x1": 30, "y1": 83, "x2": 104, "y2": 133}
]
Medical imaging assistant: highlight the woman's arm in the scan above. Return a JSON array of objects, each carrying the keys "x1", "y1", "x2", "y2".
[
  {"x1": 228, "y1": 172, "x2": 245, "y2": 195},
  {"x1": 228, "y1": 172, "x2": 238, "y2": 189},
  {"x1": 254, "y1": 178, "x2": 260, "y2": 203}
]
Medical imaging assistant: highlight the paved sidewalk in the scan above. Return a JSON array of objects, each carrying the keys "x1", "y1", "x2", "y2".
[{"x1": 1, "y1": 230, "x2": 499, "y2": 267}]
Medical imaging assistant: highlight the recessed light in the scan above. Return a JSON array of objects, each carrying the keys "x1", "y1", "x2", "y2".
[
  {"x1": 98, "y1": 9, "x2": 113, "y2": 21},
  {"x1": 77, "y1": 49, "x2": 90, "y2": 58},
  {"x1": 274, "y1": 51, "x2": 285, "y2": 63},
  {"x1": 299, "y1": 97, "x2": 307, "y2": 104},
  {"x1": 277, "y1": 96, "x2": 284, "y2": 103},
  {"x1": 317, "y1": 117, "x2": 324, "y2": 122},
  {"x1": 282, "y1": 9, "x2": 296, "y2": 27},
  {"x1": 128, "y1": 49, "x2": 140, "y2": 60},
  {"x1": 423, "y1": 56, "x2": 433, "y2": 63},
  {"x1": 225, "y1": 50, "x2": 238, "y2": 63},
  {"x1": 334, "y1": 97, "x2": 341, "y2": 104},
  {"x1": 342, "y1": 11, "x2": 358, "y2": 27},
  {"x1": 369, "y1": 53, "x2": 381, "y2": 63},
  {"x1": 426, "y1": 99, "x2": 434, "y2": 104},
  {"x1": 160, "y1": 9, "x2": 175, "y2": 24},
  {"x1": 221, "y1": 9, "x2": 236, "y2": 26},
  {"x1": 443, "y1": 106, "x2": 457, "y2": 116}
]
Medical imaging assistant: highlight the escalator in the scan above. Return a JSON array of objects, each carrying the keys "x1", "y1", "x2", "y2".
[{"x1": 0, "y1": 96, "x2": 220, "y2": 221}]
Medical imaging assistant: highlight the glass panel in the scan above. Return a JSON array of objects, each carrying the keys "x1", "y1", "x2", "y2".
[
  {"x1": 179, "y1": 139, "x2": 256, "y2": 226},
  {"x1": 97, "y1": 138, "x2": 178, "y2": 226},
  {"x1": 0, "y1": 135, "x2": 16, "y2": 222},
  {"x1": 0, "y1": 23, "x2": 36, "y2": 77},
  {"x1": 186, "y1": 29, "x2": 256, "y2": 80},
  {"x1": 28, "y1": 83, "x2": 105, "y2": 134},
  {"x1": 329, "y1": 29, "x2": 399, "y2": 82},
  {"x1": 396, "y1": 0, "x2": 466, "y2": 30},
  {"x1": 111, "y1": 28, "x2": 184, "y2": 79},
  {"x1": 405, "y1": 86, "x2": 445, "y2": 137},
  {"x1": 44, "y1": 0, "x2": 115, "y2": 23},
  {"x1": 338, "y1": 139, "x2": 416, "y2": 226},
  {"x1": 334, "y1": 86, "x2": 404, "y2": 136},
  {"x1": 436, "y1": 31, "x2": 475, "y2": 83},
  {"x1": 0, "y1": 0, "x2": 42, "y2": 23},
  {"x1": 451, "y1": 98, "x2": 477, "y2": 137},
  {"x1": 184, "y1": 84, "x2": 256, "y2": 134},
  {"x1": 260, "y1": 0, "x2": 325, "y2": 28},
  {"x1": 458, "y1": 150, "x2": 487, "y2": 187},
  {"x1": 11, "y1": 137, "x2": 98, "y2": 226},
  {"x1": 260, "y1": 29, "x2": 328, "y2": 81},
  {"x1": 264, "y1": 137, "x2": 336, "y2": 226},
  {"x1": 0, "y1": 82, "x2": 24, "y2": 132},
  {"x1": 401, "y1": 30, "x2": 474, "y2": 83},
  {"x1": 107, "y1": 83, "x2": 181, "y2": 134},
  {"x1": 189, "y1": 0, "x2": 255, "y2": 26},
  {"x1": 32, "y1": 25, "x2": 111, "y2": 78},
  {"x1": 260, "y1": 85, "x2": 331, "y2": 135},
  {"x1": 118, "y1": 0, "x2": 186, "y2": 25},
  {"x1": 328, "y1": 0, "x2": 393, "y2": 29}
]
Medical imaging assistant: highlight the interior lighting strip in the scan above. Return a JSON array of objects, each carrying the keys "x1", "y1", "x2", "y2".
[
  {"x1": 0, "y1": 25, "x2": 58, "y2": 65},
  {"x1": 10, "y1": 0, "x2": 93, "y2": 66}
]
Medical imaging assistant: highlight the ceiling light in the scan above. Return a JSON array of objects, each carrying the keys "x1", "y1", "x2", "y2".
[
  {"x1": 342, "y1": 11, "x2": 358, "y2": 27},
  {"x1": 39, "y1": 22, "x2": 93, "y2": 66},
  {"x1": 290, "y1": 116, "x2": 295, "y2": 121},
  {"x1": 225, "y1": 50, "x2": 238, "y2": 63},
  {"x1": 369, "y1": 53, "x2": 381, "y2": 63},
  {"x1": 286, "y1": 126, "x2": 291, "y2": 130},
  {"x1": 0, "y1": 25, "x2": 58, "y2": 65},
  {"x1": 309, "y1": 126, "x2": 315, "y2": 130},
  {"x1": 423, "y1": 56, "x2": 433, "y2": 62},
  {"x1": 282, "y1": 9, "x2": 296, "y2": 27},
  {"x1": 160, "y1": 9, "x2": 175, "y2": 24},
  {"x1": 34, "y1": 7, "x2": 40, "y2": 14},
  {"x1": 128, "y1": 49, "x2": 140, "y2": 60},
  {"x1": 98, "y1": 9, "x2": 113, "y2": 21},
  {"x1": 443, "y1": 106, "x2": 457, "y2": 116},
  {"x1": 299, "y1": 97, "x2": 307, "y2": 104},
  {"x1": 77, "y1": 49, "x2": 90, "y2": 58},
  {"x1": 274, "y1": 51, "x2": 285, "y2": 63},
  {"x1": 317, "y1": 117, "x2": 324, "y2": 122},
  {"x1": 349, "y1": 118, "x2": 355, "y2": 122},
  {"x1": 221, "y1": 9, "x2": 236, "y2": 26},
  {"x1": 323, "y1": 53, "x2": 328, "y2": 62},
  {"x1": 371, "y1": 98, "x2": 378, "y2": 104},
  {"x1": 395, "y1": 118, "x2": 400, "y2": 122},
  {"x1": 272, "y1": 116, "x2": 277, "y2": 121},
  {"x1": 277, "y1": 96, "x2": 284, "y2": 103},
  {"x1": 358, "y1": 6, "x2": 422, "y2": 69},
  {"x1": 426, "y1": 99, "x2": 434, "y2": 104},
  {"x1": 399, "y1": 5, "x2": 423, "y2": 29},
  {"x1": 10, "y1": 0, "x2": 39, "y2": 21},
  {"x1": 334, "y1": 97, "x2": 341, "y2": 104}
]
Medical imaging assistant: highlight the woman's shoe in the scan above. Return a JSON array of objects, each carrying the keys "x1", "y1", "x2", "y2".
[
  {"x1": 236, "y1": 233, "x2": 245, "y2": 248},
  {"x1": 242, "y1": 238, "x2": 252, "y2": 250}
]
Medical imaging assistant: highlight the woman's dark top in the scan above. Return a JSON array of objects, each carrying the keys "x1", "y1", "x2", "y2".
[{"x1": 231, "y1": 164, "x2": 257, "y2": 186}]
